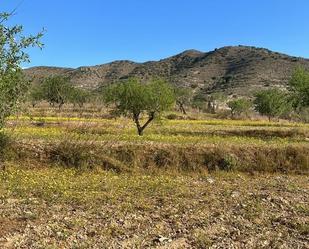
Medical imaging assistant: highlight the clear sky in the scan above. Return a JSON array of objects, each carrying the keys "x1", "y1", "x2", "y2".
[{"x1": 2, "y1": 0, "x2": 309, "y2": 68}]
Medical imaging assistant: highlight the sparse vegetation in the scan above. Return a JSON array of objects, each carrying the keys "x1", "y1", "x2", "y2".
[
  {"x1": 1, "y1": 2, "x2": 309, "y2": 248},
  {"x1": 1, "y1": 71, "x2": 308, "y2": 248},
  {"x1": 0, "y1": 166, "x2": 308, "y2": 248}
]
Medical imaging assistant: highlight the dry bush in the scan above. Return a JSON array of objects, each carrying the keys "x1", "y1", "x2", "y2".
[
  {"x1": 4, "y1": 135, "x2": 309, "y2": 174},
  {"x1": 49, "y1": 140, "x2": 131, "y2": 172}
]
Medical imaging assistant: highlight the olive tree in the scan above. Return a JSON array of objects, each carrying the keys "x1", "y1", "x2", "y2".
[
  {"x1": 104, "y1": 78, "x2": 175, "y2": 135},
  {"x1": 0, "y1": 12, "x2": 43, "y2": 127},
  {"x1": 254, "y1": 88, "x2": 289, "y2": 121}
]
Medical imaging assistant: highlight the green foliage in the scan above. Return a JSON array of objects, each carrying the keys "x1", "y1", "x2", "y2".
[
  {"x1": 254, "y1": 88, "x2": 290, "y2": 120},
  {"x1": 192, "y1": 91, "x2": 207, "y2": 111},
  {"x1": 68, "y1": 87, "x2": 91, "y2": 108},
  {"x1": 289, "y1": 67, "x2": 309, "y2": 110},
  {"x1": 104, "y1": 78, "x2": 175, "y2": 135},
  {"x1": 41, "y1": 76, "x2": 73, "y2": 109},
  {"x1": 0, "y1": 12, "x2": 43, "y2": 127},
  {"x1": 28, "y1": 85, "x2": 44, "y2": 107},
  {"x1": 174, "y1": 87, "x2": 193, "y2": 114},
  {"x1": 227, "y1": 98, "x2": 252, "y2": 117},
  {"x1": 300, "y1": 108, "x2": 309, "y2": 122}
]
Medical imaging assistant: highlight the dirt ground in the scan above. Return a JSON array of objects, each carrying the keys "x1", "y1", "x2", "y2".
[{"x1": 0, "y1": 169, "x2": 308, "y2": 248}]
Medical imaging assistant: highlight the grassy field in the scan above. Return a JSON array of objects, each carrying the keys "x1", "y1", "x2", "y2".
[
  {"x1": 4, "y1": 109, "x2": 309, "y2": 173},
  {"x1": 0, "y1": 107, "x2": 309, "y2": 248}
]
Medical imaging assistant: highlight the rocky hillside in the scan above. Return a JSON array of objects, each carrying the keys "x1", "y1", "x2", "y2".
[{"x1": 24, "y1": 45, "x2": 309, "y2": 96}]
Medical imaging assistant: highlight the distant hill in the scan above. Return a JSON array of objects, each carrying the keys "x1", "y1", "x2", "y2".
[{"x1": 24, "y1": 45, "x2": 309, "y2": 97}]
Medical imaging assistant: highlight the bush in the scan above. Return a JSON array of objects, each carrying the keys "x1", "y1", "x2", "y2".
[{"x1": 49, "y1": 140, "x2": 130, "y2": 172}]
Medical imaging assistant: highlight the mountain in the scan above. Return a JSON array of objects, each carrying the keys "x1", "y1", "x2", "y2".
[{"x1": 24, "y1": 45, "x2": 309, "y2": 96}]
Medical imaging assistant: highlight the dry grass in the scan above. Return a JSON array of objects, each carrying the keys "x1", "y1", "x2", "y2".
[
  {"x1": 3, "y1": 111, "x2": 309, "y2": 174},
  {"x1": 0, "y1": 107, "x2": 308, "y2": 248},
  {"x1": 0, "y1": 167, "x2": 308, "y2": 248}
]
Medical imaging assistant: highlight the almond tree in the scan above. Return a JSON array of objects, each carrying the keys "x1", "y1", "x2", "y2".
[
  {"x1": 174, "y1": 87, "x2": 193, "y2": 115},
  {"x1": 227, "y1": 98, "x2": 252, "y2": 117},
  {"x1": 104, "y1": 78, "x2": 175, "y2": 135},
  {"x1": 254, "y1": 88, "x2": 289, "y2": 121},
  {"x1": 41, "y1": 76, "x2": 73, "y2": 109}
]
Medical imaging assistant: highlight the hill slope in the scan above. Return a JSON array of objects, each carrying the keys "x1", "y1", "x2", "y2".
[{"x1": 24, "y1": 45, "x2": 309, "y2": 96}]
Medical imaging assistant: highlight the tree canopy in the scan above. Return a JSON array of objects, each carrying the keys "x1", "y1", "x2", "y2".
[
  {"x1": 227, "y1": 98, "x2": 252, "y2": 117},
  {"x1": 40, "y1": 76, "x2": 73, "y2": 109},
  {"x1": 0, "y1": 11, "x2": 43, "y2": 127},
  {"x1": 253, "y1": 88, "x2": 289, "y2": 121},
  {"x1": 289, "y1": 67, "x2": 309, "y2": 110},
  {"x1": 104, "y1": 78, "x2": 175, "y2": 135}
]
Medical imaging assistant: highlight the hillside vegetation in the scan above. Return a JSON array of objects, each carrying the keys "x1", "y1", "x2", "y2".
[{"x1": 25, "y1": 46, "x2": 309, "y2": 96}]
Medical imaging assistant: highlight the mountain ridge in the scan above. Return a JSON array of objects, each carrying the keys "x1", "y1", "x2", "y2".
[{"x1": 25, "y1": 45, "x2": 309, "y2": 96}]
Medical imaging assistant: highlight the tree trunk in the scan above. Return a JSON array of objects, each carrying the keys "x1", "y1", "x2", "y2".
[
  {"x1": 133, "y1": 112, "x2": 155, "y2": 136},
  {"x1": 58, "y1": 100, "x2": 64, "y2": 110},
  {"x1": 177, "y1": 101, "x2": 187, "y2": 115},
  {"x1": 137, "y1": 127, "x2": 143, "y2": 136},
  {"x1": 180, "y1": 104, "x2": 187, "y2": 115}
]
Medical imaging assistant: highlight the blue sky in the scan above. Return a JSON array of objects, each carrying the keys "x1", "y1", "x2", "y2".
[{"x1": 2, "y1": 0, "x2": 309, "y2": 68}]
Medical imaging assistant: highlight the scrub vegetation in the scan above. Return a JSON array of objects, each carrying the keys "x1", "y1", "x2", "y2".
[{"x1": 0, "y1": 10, "x2": 308, "y2": 249}]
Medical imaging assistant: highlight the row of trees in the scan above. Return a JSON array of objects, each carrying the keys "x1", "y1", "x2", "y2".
[
  {"x1": 27, "y1": 67, "x2": 309, "y2": 135},
  {"x1": 227, "y1": 67, "x2": 309, "y2": 121},
  {"x1": 29, "y1": 76, "x2": 92, "y2": 109},
  {"x1": 30, "y1": 77, "x2": 177, "y2": 136},
  {"x1": 29, "y1": 76, "x2": 193, "y2": 115},
  {"x1": 1, "y1": 10, "x2": 308, "y2": 137}
]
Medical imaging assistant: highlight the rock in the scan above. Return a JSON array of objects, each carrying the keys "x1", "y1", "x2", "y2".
[{"x1": 154, "y1": 235, "x2": 172, "y2": 244}]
